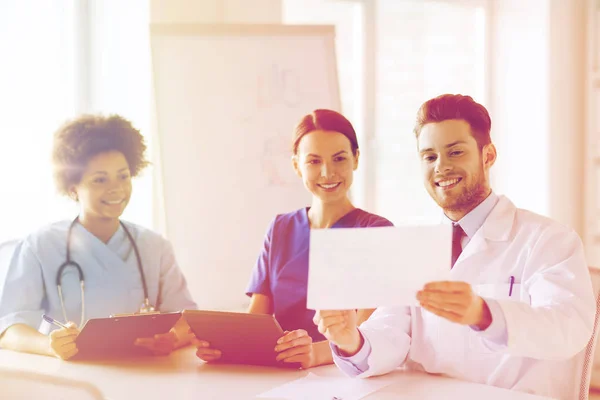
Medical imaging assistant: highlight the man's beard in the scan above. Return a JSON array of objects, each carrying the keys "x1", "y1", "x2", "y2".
[{"x1": 433, "y1": 167, "x2": 489, "y2": 215}]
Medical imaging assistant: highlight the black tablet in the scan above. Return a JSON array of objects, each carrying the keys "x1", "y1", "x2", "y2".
[
  {"x1": 74, "y1": 312, "x2": 182, "y2": 359},
  {"x1": 183, "y1": 310, "x2": 298, "y2": 368}
]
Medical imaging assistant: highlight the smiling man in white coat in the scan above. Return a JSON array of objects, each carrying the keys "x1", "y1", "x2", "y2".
[{"x1": 313, "y1": 94, "x2": 596, "y2": 399}]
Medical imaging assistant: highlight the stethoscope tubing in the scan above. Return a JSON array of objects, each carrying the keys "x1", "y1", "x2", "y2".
[{"x1": 55, "y1": 217, "x2": 152, "y2": 326}]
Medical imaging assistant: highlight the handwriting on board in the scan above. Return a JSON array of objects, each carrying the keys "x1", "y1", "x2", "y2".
[{"x1": 257, "y1": 64, "x2": 302, "y2": 109}]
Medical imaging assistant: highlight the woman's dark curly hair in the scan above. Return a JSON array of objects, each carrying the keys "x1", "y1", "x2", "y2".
[{"x1": 52, "y1": 114, "x2": 149, "y2": 196}]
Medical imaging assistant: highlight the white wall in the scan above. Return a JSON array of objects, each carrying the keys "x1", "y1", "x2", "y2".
[
  {"x1": 548, "y1": 0, "x2": 585, "y2": 235},
  {"x1": 150, "y1": 0, "x2": 282, "y2": 24},
  {"x1": 490, "y1": 0, "x2": 585, "y2": 236},
  {"x1": 585, "y1": 0, "x2": 600, "y2": 267},
  {"x1": 489, "y1": 0, "x2": 551, "y2": 218}
]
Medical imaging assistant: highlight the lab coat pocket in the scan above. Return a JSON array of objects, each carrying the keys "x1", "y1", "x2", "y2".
[{"x1": 473, "y1": 283, "x2": 524, "y2": 302}]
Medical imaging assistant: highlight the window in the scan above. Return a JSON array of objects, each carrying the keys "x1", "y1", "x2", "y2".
[
  {"x1": 0, "y1": 1, "x2": 77, "y2": 242},
  {"x1": 88, "y1": 1, "x2": 153, "y2": 228},
  {"x1": 374, "y1": 0, "x2": 488, "y2": 223},
  {"x1": 0, "y1": 1, "x2": 153, "y2": 242},
  {"x1": 283, "y1": 0, "x2": 489, "y2": 223}
]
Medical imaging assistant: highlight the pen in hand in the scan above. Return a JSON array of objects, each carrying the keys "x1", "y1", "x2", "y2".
[
  {"x1": 43, "y1": 314, "x2": 79, "y2": 360},
  {"x1": 42, "y1": 314, "x2": 69, "y2": 330}
]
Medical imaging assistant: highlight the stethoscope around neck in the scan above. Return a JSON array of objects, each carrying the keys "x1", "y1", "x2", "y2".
[{"x1": 55, "y1": 217, "x2": 155, "y2": 327}]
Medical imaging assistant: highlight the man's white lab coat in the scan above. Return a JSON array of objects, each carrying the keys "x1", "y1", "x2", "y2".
[{"x1": 350, "y1": 196, "x2": 596, "y2": 399}]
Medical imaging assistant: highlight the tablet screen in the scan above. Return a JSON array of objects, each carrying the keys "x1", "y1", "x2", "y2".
[
  {"x1": 183, "y1": 310, "x2": 298, "y2": 368},
  {"x1": 74, "y1": 312, "x2": 181, "y2": 359}
]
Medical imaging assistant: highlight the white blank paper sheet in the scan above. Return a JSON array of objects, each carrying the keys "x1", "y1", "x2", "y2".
[
  {"x1": 307, "y1": 225, "x2": 452, "y2": 310},
  {"x1": 256, "y1": 372, "x2": 394, "y2": 400}
]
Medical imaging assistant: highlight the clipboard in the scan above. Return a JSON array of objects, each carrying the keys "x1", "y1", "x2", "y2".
[
  {"x1": 73, "y1": 312, "x2": 181, "y2": 359},
  {"x1": 182, "y1": 310, "x2": 299, "y2": 368}
]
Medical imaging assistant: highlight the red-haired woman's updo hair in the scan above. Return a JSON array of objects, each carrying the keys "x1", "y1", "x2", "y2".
[{"x1": 292, "y1": 109, "x2": 359, "y2": 156}]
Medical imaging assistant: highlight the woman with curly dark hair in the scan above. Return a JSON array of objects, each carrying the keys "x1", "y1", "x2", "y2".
[{"x1": 0, "y1": 115, "x2": 196, "y2": 360}]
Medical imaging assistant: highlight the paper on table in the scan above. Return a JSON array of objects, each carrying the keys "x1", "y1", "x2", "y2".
[
  {"x1": 256, "y1": 372, "x2": 394, "y2": 400},
  {"x1": 307, "y1": 225, "x2": 452, "y2": 310}
]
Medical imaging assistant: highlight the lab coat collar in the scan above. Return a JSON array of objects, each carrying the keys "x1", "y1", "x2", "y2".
[
  {"x1": 481, "y1": 195, "x2": 516, "y2": 242},
  {"x1": 456, "y1": 195, "x2": 516, "y2": 265}
]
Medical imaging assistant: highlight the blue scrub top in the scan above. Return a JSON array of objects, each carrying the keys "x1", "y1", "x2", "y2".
[
  {"x1": 246, "y1": 208, "x2": 393, "y2": 341},
  {"x1": 0, "y1": 220, "x2": 197, "y2": 335}
]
